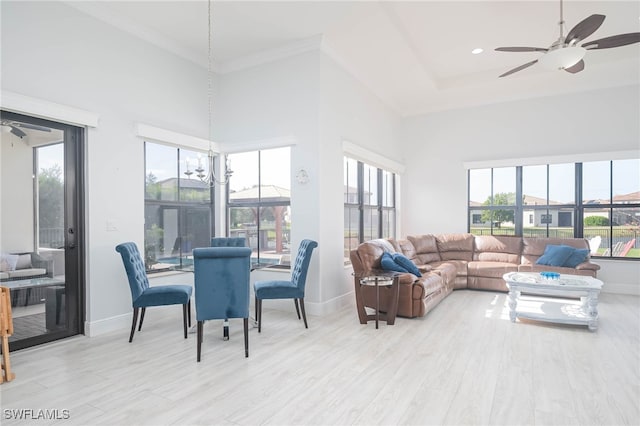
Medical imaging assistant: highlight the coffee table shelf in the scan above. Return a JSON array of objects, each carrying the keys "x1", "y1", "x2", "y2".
[{"x1": 503, "y1": 272, "x2": 603, "y2": 331}]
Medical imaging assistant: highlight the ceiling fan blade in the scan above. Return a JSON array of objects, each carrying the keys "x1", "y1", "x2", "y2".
[
  {"x1": 14, "y1": 122, "x2": 51, "y2": 132},
  {"x1": 495, "y1": 47, "x2": 548, "y2": 52},
  {"x1": 582, "y1": 32, "x2": 640, "y2": 50},
  {"x1": 10, "y1": 127, "x2": 27, "y2": 138},
  {"x1": 565, "y1": 14, "x2": 605, "y2": 45},
  {"x1": 499, "y1": 59, "x2": 538, "y2": 78},
  {"x1": 564, "y1": 59, "x2": 585, "y2": 74}
]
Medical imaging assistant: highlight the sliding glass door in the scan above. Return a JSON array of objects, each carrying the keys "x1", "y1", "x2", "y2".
[{"x1": 1, "y1": 110, "x2": 84, "y2": 350}]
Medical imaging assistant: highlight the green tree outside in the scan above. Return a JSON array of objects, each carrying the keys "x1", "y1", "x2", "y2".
[
  {"x1": 480, "y1": 192, "x2": 516, "y2": 227},
  {"x1": 38, "y1": 164, "x2": 64, "y2": 247},
  {"x1": 584, "y1": 216, "x2": 610, "y2": 226}
]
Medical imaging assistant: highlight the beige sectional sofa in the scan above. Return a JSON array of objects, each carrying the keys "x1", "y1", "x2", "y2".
[
  {"x1": 0, "y1": 252, "x2": 53, "y2": 281},
  {"x1": 350, "y1": 233, "x2": 600, "y2": 319}
]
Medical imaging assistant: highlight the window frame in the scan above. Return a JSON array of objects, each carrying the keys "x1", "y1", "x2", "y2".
[
  {"x1": 225, "y1": 148, "x2": 291, "y2": 269},
  {"x1": 144, "y1": 141, "x2": 215, "y2": 273},
  {"x1": 467, "y1": 159, "x2": 639, "y2": 260},
  {"x1": 344, "y1": 156, "x2": 397, "y2": 261}
]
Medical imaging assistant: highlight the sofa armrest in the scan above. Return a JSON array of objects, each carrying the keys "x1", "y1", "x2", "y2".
[{"x1": 576, "y1": 261, "x2": 600, "y2": 272}]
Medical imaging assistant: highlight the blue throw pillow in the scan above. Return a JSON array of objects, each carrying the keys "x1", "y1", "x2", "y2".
[
  {"x1": 392, "y1": 253, "x2": 422, "y2": 277},
  {"x1": 535, "y1": 244, "x2": 575, "y2": 267},
  {"x1": 380, "y1": 252, "x2": 408, "y2": 273},
  {"x1": 563, "y1": 248, "x2": 589, "y2": 268}
]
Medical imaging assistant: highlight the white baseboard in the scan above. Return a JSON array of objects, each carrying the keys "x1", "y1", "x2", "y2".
[
  {"x1": 305, "y1": 292, "x2": 354, "y2": 316},
  {"x1": 85, "y1": 312, "x2": 131, "y2": 337}
]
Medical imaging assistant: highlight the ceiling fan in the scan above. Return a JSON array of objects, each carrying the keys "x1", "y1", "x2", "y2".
[
  {"x1": 496, "y1": 0, "x2": 640, "y2": 77},
  {"x1": 1, "y1": 120, "x2": 51, "y2": 138}
]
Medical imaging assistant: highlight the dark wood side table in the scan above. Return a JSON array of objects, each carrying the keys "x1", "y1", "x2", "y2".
[{"x1": 353, "y1": 272, "x2": 400, "y2": 328}]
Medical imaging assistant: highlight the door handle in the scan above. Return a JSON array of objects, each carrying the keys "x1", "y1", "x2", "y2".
[{"x1": 68, "y1": 228, "x2": 76, "y2": 249}]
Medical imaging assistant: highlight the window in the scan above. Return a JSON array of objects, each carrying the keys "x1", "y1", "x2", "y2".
[
  {"x1": 343, "y1": 156, "x2": 397, "y2": 261},
  {"x1": 583, "y1": 159, "x2": 639, "y2": 258},
  {"x1": 227, "y1": 147, "x2": 291, "y2": 268},
  {"x1": 468, "y1": 167, "x2": 516, "y2": 235},
  {"x1": 144, "y1": 142, "x2": 213, "y2": 272},
  {"x1": 468, "y1": 159, "x2": 639, "y2": 259}
]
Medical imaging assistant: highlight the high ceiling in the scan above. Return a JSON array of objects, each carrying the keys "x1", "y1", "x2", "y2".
[{"x1": 68, "y1": 1, "x2": 640, "y2": 116}]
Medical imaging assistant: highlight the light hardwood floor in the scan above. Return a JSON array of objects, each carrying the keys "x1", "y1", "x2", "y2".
[{"x1": 2, "y1": 290, "x2": 639, "y2": 425}]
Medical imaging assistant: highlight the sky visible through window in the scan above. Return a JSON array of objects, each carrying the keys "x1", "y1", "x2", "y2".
[
  {"x1": 469, "y1": 160, "x2": 639, "y2": 204},
  {"x1": 146, "y1": 144, "x2": 290, "y2": 191},
  {"x1": 38, "y1": 143, "x2": 64, "y2": 179}
]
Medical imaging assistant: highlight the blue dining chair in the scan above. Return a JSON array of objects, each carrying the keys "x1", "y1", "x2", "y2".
[
  {"x1": 210, "y1": 237, "x2": 249, "y2": 340},
  {"x1": 211, "y1": 237, "x2": 246, "y2": 247},
  {"x1": 115, "y1": 242, "x2": 192, "y2": 342},
  {"x1": 193, "y1": 246, "x2": 252, "y2": 361},
  {"x1": 254, "y1": 239, "x2": 317, "y2": 332}
]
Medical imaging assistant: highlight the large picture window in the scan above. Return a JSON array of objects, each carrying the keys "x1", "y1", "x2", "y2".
[
  {"x1": 227, "y1": 147, "x2": 291, "y2": 268},
  {"x1": 468, "y1": 159, "x2": 639, "y2": 259},
  {"x1": 344, "y1": 156, "x2": 397, "y2": 261},
  {"x1": 144, "y1": 142, "x2": 213, "y2": 272}
]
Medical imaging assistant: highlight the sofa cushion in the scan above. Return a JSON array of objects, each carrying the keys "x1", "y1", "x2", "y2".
[
  {"x1": 473, "y1": 235, "x2": 522, "y2": 264},
  {"x1": 407, "y1": 235, "x2": 441, "y2": 264},
  {"x1": 563, "y1": 248, "x2": 590, "y2": 268},
  {"x1": 536, "y1": 245, "x2": 575, "y2": 266},
  {"x1": 393, "y1": 253, "x2": 422, "y2": 277},
  {"x1": 381, "y1": 252, "x2": 408, "y2": 274},
  {"x1": 355, "y1": 239, "x2": 396, "y2": 271},
  {"x1": 393, "y1": 239, "x2": 417, "y2": 261},
  {"x1": 518, "y1": 264, "x2": 596, "y2": 277},
  {"x1": 0, "y1": 254, "x2": 19, "y2": 272},
  {"x1": 468, "y1": 261, "x2": 519, "y2": 278},
  {"x1": 428, "y1": 261, "x2": 458, "y2": 287},
  {"x1": 522, "y1": 237, "x2": 590, "y2": 265},
  {"x1": 8, "y1": 268, "x2": 47, "y2": 279},
  {"x1": 414, "y1": 274, "x2": 444, "y2": 298},
  {"x1": 436, "y1": 233, "x2": 474, "y2": 261},
  {"x1": 16, "y1": 253, "x2": 33, "y2": 270}
]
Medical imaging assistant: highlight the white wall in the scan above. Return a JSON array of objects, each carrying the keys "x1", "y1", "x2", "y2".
[
  {"x1": 216, "y1": 51, "x2": 324, "y2": 308},
  {"x1": 317, "y1": 52, "x2": 403, "y2": 308},
  {"x1": 401, "y1": 85, "x2": 640, "y2": 293},
  {"x1": 1, "y1": 1, "x2": 209, "y2": 331},
  {"x1": 216, "y1": 49, "x2": 403, "y2": 313}
]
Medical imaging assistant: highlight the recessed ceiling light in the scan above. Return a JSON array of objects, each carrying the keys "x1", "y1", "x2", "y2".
[{"x1": 472, "y1": 48, "x2": 484, "y2": 55}]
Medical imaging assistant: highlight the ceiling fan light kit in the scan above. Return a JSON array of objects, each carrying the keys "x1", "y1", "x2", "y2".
[
  {"x1": 495, "y1": 0, "x2": 640, "y2": 77},
  {"x1": 538, "y1": 45, "x2": 586, "y2": 70}
]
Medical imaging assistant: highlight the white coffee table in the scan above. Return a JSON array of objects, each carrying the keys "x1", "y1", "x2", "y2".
[{"x1": 503, "y1": 272, "x2": 603, "y2": 331}]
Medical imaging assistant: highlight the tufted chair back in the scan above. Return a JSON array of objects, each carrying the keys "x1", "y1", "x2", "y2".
[
  {"x1": 193, "y1": 247, "x2": 252, "y2": 322},
  {"x1": 211, "y1": 237, "x2": 246, "y2": 247},
  {"x1": 115, "y1": 242, "x2": 150, "y2": 303},
  {"x1": 290, "y1": 239, "x2": 318, "y2": 292}
]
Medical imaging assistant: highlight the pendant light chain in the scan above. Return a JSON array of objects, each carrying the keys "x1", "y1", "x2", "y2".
[
  {"x1": 193, "y1": 0, "x2": 231, "y2": 186},
  {"x1": 208, "y1": 0, "x2": 213, "y2": 155}
]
